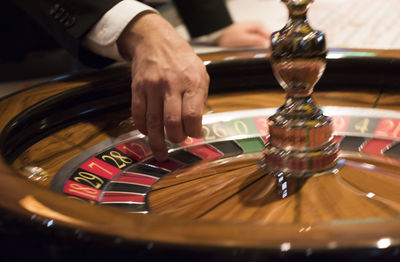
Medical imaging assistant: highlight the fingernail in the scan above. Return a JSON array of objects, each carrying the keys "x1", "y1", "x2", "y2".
[{"x1": 155, "y1": 151, "x2": 168, "y2": 162}]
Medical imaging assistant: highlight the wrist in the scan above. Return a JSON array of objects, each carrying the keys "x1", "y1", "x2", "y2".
[{"x1": 117, "y1": 12, "x2": 162, "y2": 61}]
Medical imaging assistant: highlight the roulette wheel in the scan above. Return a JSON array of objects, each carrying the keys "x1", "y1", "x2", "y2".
[{"x1": 0, "y1": 1, "x2": 399, "y2": 261}]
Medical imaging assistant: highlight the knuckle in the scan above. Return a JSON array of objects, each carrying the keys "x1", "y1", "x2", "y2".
[
  {"x1": 167, "y1": 133, "x2": 185, "y2": 143},
  {"x1": 183, "y1": 110, "x2": 201, "y2": 123},
  {"x1": 165, "y1": 116, "x2": 181, "y2": 128},
  {"x1": 182, "y1": 70, "x2": 201, "y2": 87},
  {"x1": 133, "y1": 78, "x2": 167, "y2": 92},
  {"x1": 131, "y1": 97, "x2": 142, "y2": 108},
  {"x1": 146, "y1": 114, "x2": 164, "y2": 130}
]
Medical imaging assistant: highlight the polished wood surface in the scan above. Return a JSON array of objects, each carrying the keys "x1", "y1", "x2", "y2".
[
  {"x1": 0, "y1": 48, "x2": 399, "y2": 257},
  {"x1": 12, "y1": 109, "x2": 133, "y2": 187},
  {"x1": 148, "y1": 156, "x2": 400, "y2": 224},
  {"x1": 0, "y1": 80, "x2": 87, "y2": 131}
]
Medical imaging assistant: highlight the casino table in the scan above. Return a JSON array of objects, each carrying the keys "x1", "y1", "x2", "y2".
[{"x1": 0, "y1": 47, "x2": 399, "y2": 261}]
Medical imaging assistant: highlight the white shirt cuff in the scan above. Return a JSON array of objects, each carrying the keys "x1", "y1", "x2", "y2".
[{"x1": 83, "y1": 0, "x2": 157, "y2": 61}]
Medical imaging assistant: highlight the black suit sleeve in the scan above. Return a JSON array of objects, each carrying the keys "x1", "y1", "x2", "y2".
[
  {"x1": 11, "y1": 0, "x2": 122, "y2": 67},
  {"x1": 172, "y1": 0, "x2": 233, "y2": 38}
]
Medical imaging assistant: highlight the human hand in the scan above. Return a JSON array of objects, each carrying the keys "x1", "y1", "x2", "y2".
[
  {"x1": 117, "y1": 13, "x2": 209, "y2": 161},
  {"x1": 216, "y1": 21, "x2": 270, "y2": 48}
]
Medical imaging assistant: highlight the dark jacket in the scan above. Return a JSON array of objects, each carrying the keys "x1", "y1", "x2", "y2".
[{"x1": 2, "y1": 0, "x2": 232, "y2": 67}]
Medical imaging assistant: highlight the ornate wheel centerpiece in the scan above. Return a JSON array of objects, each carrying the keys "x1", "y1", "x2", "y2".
[{"x1": 262, "y1": 0, "x2": 340, "y2": 197}]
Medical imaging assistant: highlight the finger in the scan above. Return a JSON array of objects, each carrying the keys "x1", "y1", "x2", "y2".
[
  {"x1": 182, "y1": 84, "x2": 207, "y2": 138},
  {"x1": 146, "y1": 90, "x2": 169, "y2": 161},
  {"x1": 246, "y1": 21, "x2": 270, "y2": 38},
  {"x1": 242, "y1": 33, "x2": 270, "y2": 47},
  {"x1": 131, "y1": 82, "x2": 148, "y2": 135},
  {"x1": 164, "y1": 92, "x2": 187, "y2": 143}
]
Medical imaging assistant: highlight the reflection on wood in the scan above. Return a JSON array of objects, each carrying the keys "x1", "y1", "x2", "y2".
[
  {"x1": 149, "y1": 157, "x2": 400, "y2": 225},
  {"x1": 207, "y1": 89, "x2": 380, "y2": 114},
  {"x1": 12, "y1": 109, "x2": 134, "y2": 186},
  {"x1": 199, "y1": 48, "x2": 400, "y2": 62},
  {"x1": 207, "y1": 90, "x2": 283, "y2": 113},
  {"x1": 314, "y1": 90, "x2": 380, "y2": 108},
  {"x1": 149, "y1": 158, "x2": 265, "y2": 219},
  {"x1": 152, "y1": 158, "x2": 258, "y2": 190},
  {"x1": 339, "y1": 160, "x2": 400, "y2": 206},
  {"x1": 376, "y1": 93, "x2": 400, "y2": 111},
  {"x1": 0, "y1": 81, "x2": 87, "y2": 131},
  {"x1": 13, "y1": 136, "x2": 82, "y2": 187},
  {"x1": 54, "y1": 122, "x2": 113, "y2": 151}
]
